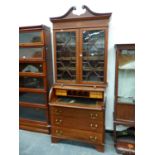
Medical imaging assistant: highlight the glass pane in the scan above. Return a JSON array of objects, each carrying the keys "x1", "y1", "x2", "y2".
[
  {"x1": 19, "y1": 47, "x2": 43, "y2": 59},
  {"x1": 19, "y1": 63, "x2": 43, "y2": 73},
  {"x1": 56, "y1": 32, "x2": 76, "y2": 80},
  {"x1": 19, "y1": 77, "x2": 44, "y2": 89},
  {"x1": 19, "y1": 106, "x2": 47, "y2": 121},
  {"x1": 19, "y1": 92, "x2": 47, "y2": 104},
  {"x1": 118, "y1": 50, "x2": 135, "y2": 104},
  {"x1": 19, "y1": 31, "x2": 42, "y2": 43},
  {"x1": 82, "y1": 30, "x2": 104, "y2": 82}
]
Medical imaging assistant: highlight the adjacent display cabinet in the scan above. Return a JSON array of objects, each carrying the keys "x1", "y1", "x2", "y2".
[
  {"x1": 49, "y1": 6, "x2": 111, "y2": 152},
  {"x1": 19, "y1": 25, "x2": 53, "y2": 133},
  {"x1": 114, "y1": 44, "x2": 135, "y2": 154}
]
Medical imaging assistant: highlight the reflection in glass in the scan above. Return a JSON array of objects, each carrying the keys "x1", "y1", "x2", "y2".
[
  {"x1": 56, "y1": 32, "x2": 76, "y2": 80},
  {"x1": 82, "y1": 30, "x2": 104, "y2": 82},
  {"x1": 118, "y1": 50, "x2": 135, "y2": 104},
  {"x1": 19, "y1": 77, "x2": 44, "y2": 89},
  {"x1": 19, "y1": 31, "x2": 42, "y2": 43},
  {"x1": 19, "y1": 63, "x2": 43, "y2": 73},
  {"x1": 19, "y1": 92, "x2": 46, "y2": 104},
  {"x1": 19, "y1": 47, "x2": 43, "y2": 59},
  {"x1": 19, "y1": 106, "x2": 47, "y2": 121}
]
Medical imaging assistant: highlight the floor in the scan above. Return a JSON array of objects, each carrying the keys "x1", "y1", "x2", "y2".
[{"x1": 19, "y1": 130, "x2": 121, "y2": 155}]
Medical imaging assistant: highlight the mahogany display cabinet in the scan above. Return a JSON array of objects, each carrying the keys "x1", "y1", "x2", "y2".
[
  {"x1": 114, "y1": 44, "x2": 135, "y2": 154},
  {"x1": 19, "y1": 25, "x2": 53, "y2": 134},
  {"x1": 49, "y1": 5, "x2": 112, "y2": 152}
]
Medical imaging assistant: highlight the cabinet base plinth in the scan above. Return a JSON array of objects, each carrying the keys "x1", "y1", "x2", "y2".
[
  {"x1": 95, "y1": 144, "x2": 104, "y2": 152},
  {"x1": 51, "y1": 136, "x2": 104, "y2": 152},
  {"x1": 51, "y1": 137, "x2": 61, "y2": 143}
]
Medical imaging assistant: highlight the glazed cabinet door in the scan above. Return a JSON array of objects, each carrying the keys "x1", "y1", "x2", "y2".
[
  {"x1": 19, "y1": 92, "x2": 47, "y2": 105},
  {"x1": 117, "y1": 49, "x2": 135, "y2": 104},
  {"x1": 19, "y1": 63, "x2": 44, "y2": 73},
  {"x1": 80, "y1": 28, "x2": 106, "y2": 84},
  {"x1": 19, "y1": 76, "x2": 46, "y2": 90},
  {"x1": 115, "y1": 45, "x2": 135, "y2": 122},
  {"x1": 19, "y1": 62, "x2": 46, "y2": 77},
  {"x1": 19, "y1": 30, "x2": 44, "y2": 46},
  {"x1": 19, "y1": 47, "x2": 45, "y2": 61},
  {"x1": 54, "y1": 29, "x2": 79, "y2": 83},
  {"x1": 19, "y1": 106, "x2": 48, "y2": 122}
]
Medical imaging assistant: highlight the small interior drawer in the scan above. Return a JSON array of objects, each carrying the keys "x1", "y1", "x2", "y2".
[
  {"x1": 56, "y1": 89, "x2": 67, "y2": 96},
  {"x1": 89, "y1": 92, "x2": 103, "y2": 99}
]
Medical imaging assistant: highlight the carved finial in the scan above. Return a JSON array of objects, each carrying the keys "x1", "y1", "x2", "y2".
[
  {"x1": 82, "y1": 5, "x2": 86, "y2": 9},
  {"x1": 72, "y1": 6, "x2": 76, "y2": 10}
]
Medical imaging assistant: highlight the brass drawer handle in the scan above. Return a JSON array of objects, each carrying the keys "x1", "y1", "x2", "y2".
[
  {"x1": 89, "y1": 136, "x2": 97, "y2": 142},
  {"x1": 55, "y1": 109, "x2": 62, "y2": 115},
  {"x1": 90, "y1": 113, "x2": 98, "y2": 119},
  {"x1": 55, "y1": 119, "x2": 62, "y2": 125},
  {"x1": 56, "y1": 130, "x2": 63, "y2": 136},
  {"x1": 128, "y1": 144, "x2": 134, "y2": 149},
  {"x1": 90, "y1": 123, "x2": 98, "y2": 129}
]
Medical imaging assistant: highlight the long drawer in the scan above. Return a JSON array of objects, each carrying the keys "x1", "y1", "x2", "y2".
[
  {"x1": 52, "y1": 126, "x2": 103, "y2": 145},
  {"x1": 52, "y1": 115, "x2": 103, "y2": 132},
  {"x1": 51, "y1": 106, "x2": 104, "y2": 120}
]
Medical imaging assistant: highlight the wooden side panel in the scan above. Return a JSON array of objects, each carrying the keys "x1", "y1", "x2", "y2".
[{"x1": 116, "y1": 104, "x2": 135, "y2": 122}]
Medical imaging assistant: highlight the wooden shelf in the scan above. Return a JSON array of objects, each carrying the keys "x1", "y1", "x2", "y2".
[
  {"x1": 57, "y1": 56, "x2": 104, "y2": 61},
  {"x1": 114, "y1": 119, "x2": 135, "y2": 126},
  {"x1": 19, "y1": 59, "x2": 45, "y2": 63},
  {"x1": 118, "y1": 67, "x2": 135, "y2": 70},
  {"x1": 19, "y1": 102, "x2": 48, "y2": 109},
  {"x1": 19, "y1": 72, "x2": 45, "y2": 77},
  {"x1": 56, "y1": 43, "x2": 76, "y2": 46},
  {"x1": 57, "y1": 67, "x2": 103, "y2": 72},
  {"x1": 53, "y1": 84, "x2": 105, "y2": 91},
  {"x1": 117, "y1": 136, "x2": 135, "y2": 143},
  {"x1": 50, "y1": 101, "x2": 104, "y2": 111},
  {"x1": 19, "y1": 43, "x2": 44, "y2": 47},
  {"x1": 57, "y1": 57, "x2": 76, "y2": 61},
  {"x1": 57, "y1": 67, "x2": 76, "y2": 71}
]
